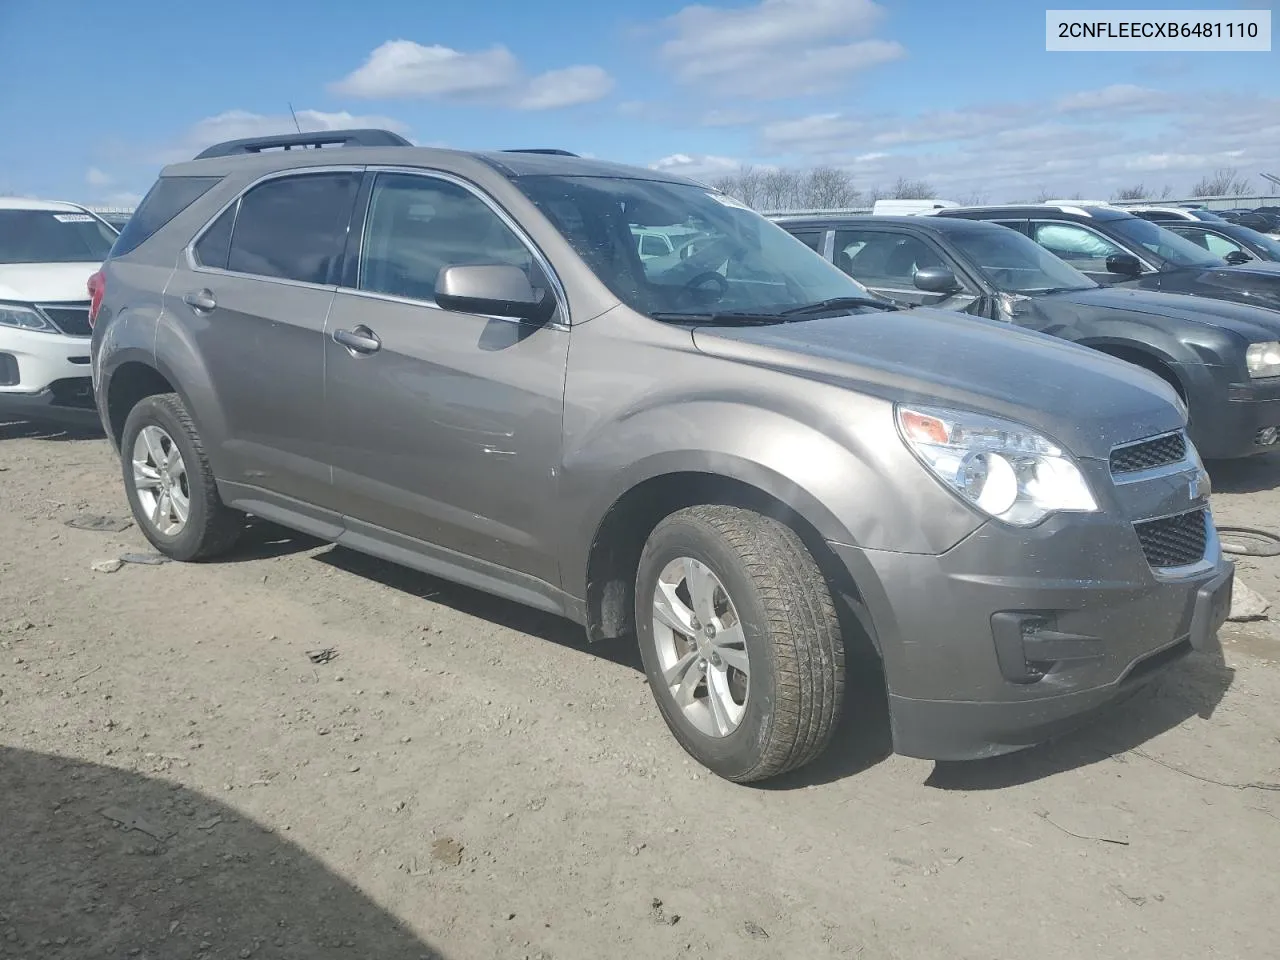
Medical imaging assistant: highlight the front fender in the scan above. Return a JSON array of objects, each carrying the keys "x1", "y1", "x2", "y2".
[{"x1": 559, "y1": 400, "x2": 982, "y2": 596}]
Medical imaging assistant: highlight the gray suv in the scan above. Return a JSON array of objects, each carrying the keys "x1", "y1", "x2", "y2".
[{"x1": 88, "y1": 130, "x2": 1234, "y2": 783}]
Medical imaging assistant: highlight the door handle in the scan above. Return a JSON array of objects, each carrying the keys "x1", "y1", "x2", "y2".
[
  {"x1": 183, "y1": 289, "x2": 217, "y2": 312},
  {"x1": 333, "y1": 325, "x2": 382, "y2": 355}
]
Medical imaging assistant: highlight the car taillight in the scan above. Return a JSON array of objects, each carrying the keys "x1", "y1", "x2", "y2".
[{"x1": 87, "y1": 269, "x2": 105, "y2": 328}]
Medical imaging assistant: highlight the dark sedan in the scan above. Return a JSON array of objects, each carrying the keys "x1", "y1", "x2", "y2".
[
  {"x1": 772, "y1": 213, "x2": 1280, "y2": 459},
  {"x1": 931, "y1": 204, "x2": 1280, "y2": 313}
]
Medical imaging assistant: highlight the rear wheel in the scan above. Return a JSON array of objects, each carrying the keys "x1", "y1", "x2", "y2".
[
  {"x1": 635, "y1": 505, "x2": 845, "y2": 782},
  {"x1": 120, "y1": 393, "x2": 244, "y2": 561}
]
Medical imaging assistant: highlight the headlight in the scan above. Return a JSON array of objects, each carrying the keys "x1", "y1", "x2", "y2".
[
  {"x1": 897, "y1": 404, "x2": 1098, "y2": 526},
  {"x1": 0, "y1": 303, "x2": 57, "y2": 333},
  {"x1": 1246, "y1": 341, "x2": 1280, "y2": 378}
]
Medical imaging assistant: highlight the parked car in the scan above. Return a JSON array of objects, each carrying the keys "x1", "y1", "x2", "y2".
[
  {"x1": 94, "y1": 211, "x2": 135, "y2": 230},
  {"x1": 0, "y1": 197, "x2": 117, "y2": 426},
  {"x1": 1161, "y1": 219, "x2": 1280, "y2": 265},
  {"x1": 1122, "y1": 204, "x2": 1229, "y2": 224},
  {"x1": 932, "y1": 204, "x2": 1280, "y2": 311},
  {"x1": 89, "y1": 130, "x2": 1232, "y2": 782},
  {"x1": 773, "y1": 214, "x2": 1280, "y2": 459},
  {"x1": 1218, "y1": 210, "x2": 1280, "y2": 238}
]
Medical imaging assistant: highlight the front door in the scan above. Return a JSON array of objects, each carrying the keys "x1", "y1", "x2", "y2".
[
  {"x1": 167, "y1": 168, "x2": 362, "y2": 509},
  {"x1": 324, "y1": 170, "x2": 570, "y2": 585}
]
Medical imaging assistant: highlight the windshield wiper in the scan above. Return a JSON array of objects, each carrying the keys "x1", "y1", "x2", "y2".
[
  {"x1": 776, "y1": 296, "x2": 899, "y2": 317},
  {"x1": 650, "y1": 311, "x2": 788, "y2": 326}
]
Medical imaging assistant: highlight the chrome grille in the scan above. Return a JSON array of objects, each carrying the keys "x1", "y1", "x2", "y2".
[
  {"x1": 1134, "y1": 508, "x2": 1207, "y2": 568},
  {"x1": 1110, "y1": 431, "x2": 1186, "y2": 475},
  {"x1": 36, "y1": 302, "x2": 92, "y2": 338}
]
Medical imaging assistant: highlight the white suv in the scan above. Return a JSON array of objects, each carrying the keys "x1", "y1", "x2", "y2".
[{"x1": 0, "y1": 197, "x2": 117, "y2": 426}]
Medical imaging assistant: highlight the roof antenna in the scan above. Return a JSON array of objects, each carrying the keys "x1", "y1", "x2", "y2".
[{"x1": 287, "y1": 102, "x2": 302, "y2": 133}]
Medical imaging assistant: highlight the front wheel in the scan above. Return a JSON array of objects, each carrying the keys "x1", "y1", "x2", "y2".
[{"x1": 635, "y1": 505, "x2": 846, "y2": 783}]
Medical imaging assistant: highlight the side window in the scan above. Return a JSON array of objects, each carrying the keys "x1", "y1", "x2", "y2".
[
  {"x1": 193, "y1": 203, "x2": 236, "y2": 270},
  {"x1": 358, "y1": 173, "x2": 538, "y2": 304},
  {"x1": 226, "y1": 172, "x2": 360, "y2": 285},
  {"x1": 1031, "y1": 221, "x2": 1127, "y2": 273},
  {"x1": 788, "y1": 230, "x2": 824, "y2": 253},
  {"x1": 832, "y1": 229, "x2": 945, "y2": 287},
  {"x1": 638, "y1": 233, "x2": 670, "y2": 258},
  {"x1": 1200, "y1": 231, "x2": 1246, "y2": 258}
]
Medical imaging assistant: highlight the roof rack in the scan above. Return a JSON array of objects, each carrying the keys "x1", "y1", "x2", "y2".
[
  {"x1": 502, "y1": 148, "x2": 580, "y2": 157},
  {"x1": 193, "y1": 128, "x2": 413, "y2": 160}
]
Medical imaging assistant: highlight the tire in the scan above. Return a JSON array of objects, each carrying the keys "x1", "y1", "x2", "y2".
[
  {"x1": 635, "y1": 504, "x2": 845, "y2": 783},
  {"x1": 119, "y1": 392, "x2": 244, "y2": 561}
]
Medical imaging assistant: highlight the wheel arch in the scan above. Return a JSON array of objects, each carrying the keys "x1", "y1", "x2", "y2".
[{"x1": 581, "y1": 466, "x2": 874, "y2": 660}]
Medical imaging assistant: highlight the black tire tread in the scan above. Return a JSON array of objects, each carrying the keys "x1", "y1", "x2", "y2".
[
  {"x1": 125, "y1": 392, "x2": 243, "y2": 560},
  {"x1": 656, "y1": 504, "x2": 845, "y2": 782}
]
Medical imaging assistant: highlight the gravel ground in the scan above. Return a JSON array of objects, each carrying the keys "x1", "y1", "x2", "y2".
[{"x1": 2, "y1": 418, "x2": 1279, "y2": 960}]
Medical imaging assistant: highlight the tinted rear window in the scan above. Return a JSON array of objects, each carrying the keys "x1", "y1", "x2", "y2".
[
  {"x1": 0, "y1": 210, "x2": 118, "y2": 264},
  {"x1": 111, "y1": 176, "x2": 222, "y2": 257}
]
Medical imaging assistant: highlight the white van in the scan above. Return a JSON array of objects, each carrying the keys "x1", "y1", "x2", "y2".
[{"x1": 871, "y1": 198, "x2": 959, "y2": 215}]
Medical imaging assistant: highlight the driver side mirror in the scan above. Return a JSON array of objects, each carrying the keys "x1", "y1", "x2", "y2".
[
  {"x1": 913, "y1": 266, "x2": 960, "y2": 294},
  {"x1": 1105, "y1": 253, "x2": 1143, "y2": 278},
  {"x1": 1224, "y1": 250, "x2": 1254, "y2": 266},
  {"x1": 435, "y1": 264, "x2": 555, "y2": 323}
]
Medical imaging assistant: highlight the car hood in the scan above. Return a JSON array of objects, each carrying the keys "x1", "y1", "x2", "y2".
[
  {"x1": 691, "y1": 307, "x2": 1182, "y2": 461},
  {"x1": 1041, "y1": 285, "x2": 1280, "y2": 340},
  {"x1": 1173, "y1": 262, "x2": 1280, "y2": 309},
  {"x1": 0, "y1": 262, "x2": 99, "y2": 302}
]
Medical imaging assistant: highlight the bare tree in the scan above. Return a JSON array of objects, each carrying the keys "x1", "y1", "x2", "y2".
[
  {"x1": 960, "y1": 189, "x2": 989, "y2": 206},
  {"x1": 864, "y1": 184, "x2": 888, "y2": 203},
  {"x1": 892, "y1": 176, "x2": 936, "y2": 199},
  {"x1": 1191, "y1": 166, "x2": 1252, "y2": 197},
  {"x1": 1112, "y1": 184, "x2": 1148, "y2": 201},
  {"x1": 734, "y1": 165, "x2": 764, "y2": 209},
  {"x1": 760, "y1": 169, "x2": 802, "y2": 211},
  {"x1": 1158, "y1": 184, "x2": 1175, "y2": 199},
  {"x1": 801, "y1": 167, "x2": 859, "y2": 209},
  {"x1": 1030, "y1": 186, "x2": 1053, "y2": 203},
  {"x1": 709, "y1": 173, "x2": 740, "y2": 197}
]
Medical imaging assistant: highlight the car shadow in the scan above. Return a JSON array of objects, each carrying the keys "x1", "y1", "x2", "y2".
[
  {"x1": 0, "y1": 417, "x2": 104, "y2": 442},
  {"x1": 218, "y1": 518, "x2": 327, "y2": 563},
  {"x1": 1207, "y1": 451, "x2": 1280, "y2": 494},
  {"x1": 0, "y1": 745, "x2": 447, "y2": 960},
  {"x1": 924, "y1": 646, "x2": 1235, "y2": 791},
  {"x1": 313, "y1": 545, "x2": 645, "y2": 672}
]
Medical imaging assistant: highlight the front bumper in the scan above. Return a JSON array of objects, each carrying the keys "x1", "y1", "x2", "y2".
[
  {"x1": 1178, "y1": 363, "x2": 1280, "y2": 459},
  {"x1": 0, "y1": 328, "x2": 99, "y2": 427},
  {"x1": 829, "y1": 512, "x2": 1234, "y2": 761}
]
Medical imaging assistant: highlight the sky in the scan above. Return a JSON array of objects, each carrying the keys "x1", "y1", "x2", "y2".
[{"x1": 0, "y1": 0, "x2": 1276, "y2": 207}]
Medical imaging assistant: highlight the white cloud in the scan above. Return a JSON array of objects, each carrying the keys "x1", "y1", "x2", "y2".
[
  {"x1": 516, "y1": 66, "x2": 614, "y2": 110},
  {"x1": 658, "y1": 0, "x2": 905, "y2": 99},
  {"x1": 650, "y1": 153, "x2": 744, "y2": 179},
  {"x1": 1053, "y1": 84, "x2": 1170, "y2": 114},
  {"x1": 745, "y1": 89, "x2": 1280, "y2": 201},
  {"x1": 156, "y1": 109, "x2": 412, "y2": 164},
  {"x1": 85, "y1": 167, "x2": 113, "y2": 187},
  {"x1": 331, "y1": 39, "x2": 612, "y2": 110}
]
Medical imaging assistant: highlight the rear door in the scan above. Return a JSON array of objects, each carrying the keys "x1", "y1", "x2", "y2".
[{"x1": 167, "y1": 168, "x2": 362, "y2": 511}]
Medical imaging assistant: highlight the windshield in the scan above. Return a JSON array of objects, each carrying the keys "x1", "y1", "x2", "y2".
[
  {"x1": 1107, "y1": 216, "x2": 1225, "y2": 269},
  {"x1": 1239, "y1": 227, "x2": 1280, "y2": 259},
  {"x1": 514, "y1": 175, "x2": 878, "y2": 318},
  {"x1": 946, "y1": 225, "x2": 1097, "y2": 293},
  {"x1": 0, "y1": 209, "x2": 117, "y2": 264}
]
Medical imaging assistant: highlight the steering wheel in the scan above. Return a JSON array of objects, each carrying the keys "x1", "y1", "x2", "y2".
[{"x1": 682, "y1": 270, "x2": 729, "y2": 303}]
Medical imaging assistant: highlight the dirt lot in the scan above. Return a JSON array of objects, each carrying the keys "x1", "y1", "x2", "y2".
[{"x1": 2, "y1": 419, "x2": 1279, "y2": 960}]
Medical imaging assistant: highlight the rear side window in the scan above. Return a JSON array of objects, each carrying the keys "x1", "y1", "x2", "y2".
[
  {"x1": 227, "y1": 173, "x2": 360, "y2": 285},
  {"x1": 111, "y1": 176, "x2": 222, "y2": 257},
  {"x1": 193, "y1": 203, "x2": 236, "y2": 270},
  {"x1": 788, "y1": 230, "x2": 824, "y2": 252}
]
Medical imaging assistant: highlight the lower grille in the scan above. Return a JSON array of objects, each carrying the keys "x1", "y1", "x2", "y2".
[
  {"x1": 37, "y1": 302, "x2": 92, "y2": 337},
  {"x1": 47, "y1": 377, "x2": 95, "y2": 409},
  {"x1": 1134, "y1": 508, "x2": 1207, "y2": 568},
  {"x1": 1110, "y1": 431, "x2": 1186, "y2": 475}
]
